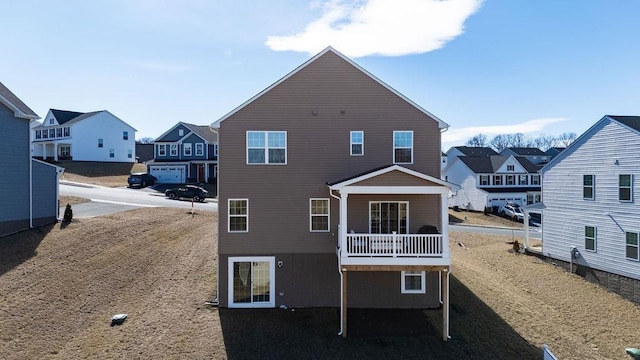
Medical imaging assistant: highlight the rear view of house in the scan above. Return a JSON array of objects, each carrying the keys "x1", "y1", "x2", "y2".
[
  {"x1": 212, "y1": 47, "x2": 456, "y2": 338},
  {"x1": 0, "y1": 82, "x2": 62, "y2": 237}
]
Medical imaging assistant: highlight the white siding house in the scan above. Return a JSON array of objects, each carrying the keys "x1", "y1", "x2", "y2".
[
  {"x1": 538, "y1": 115, "x2": 640, "y2": 282},
  {"x1": 32, "y1": 109, "x2": 136, "y2": 163}
]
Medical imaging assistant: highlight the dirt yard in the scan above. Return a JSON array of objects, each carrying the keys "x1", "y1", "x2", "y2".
[
  {"x1": 450, "y1": 208, "x2": 524, "y2": 228},
  {"x1": 59, "y1": 161, "x2": 147, "y2": 187},
  {"x1": 1, "y1": 208, "x2": 639, "y2": 359}
]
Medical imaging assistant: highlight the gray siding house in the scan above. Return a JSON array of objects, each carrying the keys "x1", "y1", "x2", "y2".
[
  {"x1": 212, "y1": 47, "x2": 457, "y2": 339},
  {"x1": 149, "y1": 122, "x2": 218, "y2": 184},
  {"x1": 0, "y1": 82, "x2": 62, "y2": 237},
  {"x1": 525, "y1": 116, "x2": 640, "y2": 297}
]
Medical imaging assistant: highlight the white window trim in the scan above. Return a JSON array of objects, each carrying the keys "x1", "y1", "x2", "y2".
[
  {"x1": 393, "y1": 130, "x2": 413, "y2": 164},
  {"x1": 170, "y1": 144, "x2": 178, "y2": 156},
  {"x1": 585, "y1": 226, "x2": 596, "y2": 252},
  {"x1": 158, "y1": 144, "x2": 166, "y2": 156},
  {"x1": 506, "y1": 175, "x2": 515, "y2": 185},
  {"x1": 214, "y1": 143, "x2": 219, "y2": 157},
  {"x1": 123, "y1": 131, "x2": 128, "y2": 140},
  {"x1": 583, "y1": 174, "x2": 595, "y2": 200},
  {"x1": 195, "y1": 143, "x2": 204, "y2": 156},
  {"x1": 109, "y1": 148, "x2": 115, "y2": 158},
  {"x1": 619, "y1": 174, "x2": 633, "y2": 202},
  {"x1": 368, "y1": 201, "x2": 409, "y2": 234},
  {"x1": 531, "y1": 175, "x2": 540, "y2": 185},
  {"x1": 309, "y1": 198, "x2": 330, "y2": 232},
  {"x1": 228, "y1": 198, "x2": 249, "y2": 233},
  {"x1": 350, "y1": 131, "x2": 364, "y2": 156},
  {"x1": 228, "y1": 256, "x2": 275, "y2": 308},
  {"x1": 507, "y1": 165, "x2": 515, "y2": 171},
  {"x1": 178, "y1": 129, "x2": 184, "y2": 136},
  {"x1": 246, "y1": 131, "x2": 287, "y2": 165},
  {"x1": 183, "y1": 143, "x2": 192, "y2": 156},
  {"x1": 401, "y1": 271, "x2": 426, "y2": 294},
  {"x1": 127, "y1": 149, "x2": 132, "y2": 158},
  {"x1": 479, "y1": 175, "x2": 489, "y2": 186},
  {"x1": 625, "y1": 232, "x2": 639, "y2": 261}
]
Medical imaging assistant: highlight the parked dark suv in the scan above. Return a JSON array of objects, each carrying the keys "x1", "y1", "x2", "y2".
[
  {"x1": 165, "y1": 185, "x2": 208, "y2": 202},
  {"x1": 127, "y1": 173, "x2": 157, "y2": 187}
]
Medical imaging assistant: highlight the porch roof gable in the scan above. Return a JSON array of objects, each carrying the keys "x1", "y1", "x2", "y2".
[{"x1": 328, "y1": 165, "x2": 459, "y2": 193}]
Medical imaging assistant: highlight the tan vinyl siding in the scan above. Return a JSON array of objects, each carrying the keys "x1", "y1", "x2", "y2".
[{"x1": 219, "y1": 51, "x2": 441, "y2": 255}]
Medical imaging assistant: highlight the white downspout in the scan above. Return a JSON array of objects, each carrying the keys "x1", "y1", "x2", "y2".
[
  {"x1": 329, "y1": 188, "x2": 343, "y2": 336},
  {"x1": 29, "y1": 122, "x2": 33, "y2": 229}
]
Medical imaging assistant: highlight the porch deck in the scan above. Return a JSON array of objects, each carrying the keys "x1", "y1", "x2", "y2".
[{"x1": 340, "y1": 233, "x2": 450, "y2": 267}]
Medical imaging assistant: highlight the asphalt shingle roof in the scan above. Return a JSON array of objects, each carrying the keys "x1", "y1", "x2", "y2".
[
  {"x1": 183, "y1": 123, "x2": 218, "y2": 143},
  {"x1": 608, "y1": 115, "x2": 640, "y2": 132},
  {"x1": 452, "y1": 146, "x2": 498, "y2": 156},
  {"x1": 457, "y1": 155, "x2": 539, "y2": 174},
  {"x1": 504, "y1": 147, "x2": 546, "y2": 156},
  {"x1": 50, "y1": 109, "x2": 85, "y2": 124},
  {"x1": 0, "y1": 81, "x2": 38, "y2": 118}
]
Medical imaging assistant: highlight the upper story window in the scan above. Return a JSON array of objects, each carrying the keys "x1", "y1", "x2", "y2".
[
  {"x1": 170, "y1": 144, "x2": 178, "y2": 156},
  {"x1": 493, "y1": 175, "x2": 502, "y2": 186},
  {"x1": 507, "y1": 165, "x2": 515, "y2": 171},
  {"x1": 310, "y1": 198, "x2": 330, "y2": 232},
  {"x1": 56, "y1": 128, "x2": 62, "y2": 138},
  {"x1": 123, "y1": 131, "x2": 129, "y2": 140},
  {"x1": 531, "y1": 175, "x2": 540, "y2": 185},
  {"x1": 195, "y1": 143, "x2": 204, "y2": 156},
  {"x1": 214, "y1": 143, "x2": 219, "y2": 157},
  {"x1": 63, "y1": 127, "x2": 70, "y2": 137},
  {"x1": 49, "y1": 129, "x2": 55, "y2": 138},
  {"x1": 184, "y1": 143, "x2": 192, "y2": 156},
  {"x1": 401, "y1": 271, "x2": 425, "y2": 294},
  {"x1": 506, "y1": 175, "x2": 515, "y2": 185},
  {"x1": 42, "y1": 130, "x2": 48, "y2": 139},
  {"x1": 178, "y1": 129, "x2": 184, "y2": 136},
  {"x1": 98, "y1": 138, "x2": 103, "y2": 148},
  {"x1": 519, "y1": 175, "x2": 528, "y2": 185},
  {"x1": 247, "y1": 131, "x2": 286, "y2": 164},
  {"x1": 228, "y1": 199, "x2": 248, "y2": 232},
  {"x1": 583, "y1": 175, "x2": 594, "y2": 200},
  {"x1": 350, "y1": 131, "x2": 364, "y2": 156},
  {"x1": 585, "y1": 226, "x2": 596, "y2": 252},
  {"x1": 393, "y1": 131, "x2": 413, "y2": 164},
  {"x1": 480, "y1": 175, "x2": 489, "y2": 186},
  {"x1": 626, "y1": 232, "x2": 639, "y2": 261},
  {"x1": 49, "y1": 118, "x2": 54, "y2": 125},
  {"x1": 158, "y1": 144, "x2": 166, "y2": 156},
  {"x1": 619, "y1": 174, "x2": 633, "y2": 202},
  {"x1": 35, "y1": 130, "x2": 42, "y2": 139}
]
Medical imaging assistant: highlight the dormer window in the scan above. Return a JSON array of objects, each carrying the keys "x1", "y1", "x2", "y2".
[
  {"x1": 507, "y1": 165, "x2": 515, "y2": 171},
  {"x1": 49, "y1": 118, "x2": 54, "y2": 125},
  {"x1": 179, "y1": 129, "x2": 184, "y2": 136}
]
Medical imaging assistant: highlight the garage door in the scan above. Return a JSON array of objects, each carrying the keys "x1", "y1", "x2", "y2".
[{"x1": 149, "y1": 166, "x2": 185, "y2": 184}]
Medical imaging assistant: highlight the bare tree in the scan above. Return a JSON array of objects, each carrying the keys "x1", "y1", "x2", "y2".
[
  {"x1": 465, "y1": 133, "x2": 488, "y2": 147},
  {"x1": 136, "y1": 137, "x2": 155, "y2": 144},
  {"x1": 490, "y1": 134, "x2": 510, "y2": 152},
  {"x1": 532, "y1": 134, "x2": 557, "y2": 151},
  {"x1": 556, "y1": 132, "x2": 577, "y2": 147}
]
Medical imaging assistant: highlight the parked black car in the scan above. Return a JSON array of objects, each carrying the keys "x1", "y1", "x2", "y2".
[
  {"x1": 165, "y1": 185, "x2": 208, "y2": 202},
  {"x1": 127, "y1": 173, "x2": 157, "y2": 187}
]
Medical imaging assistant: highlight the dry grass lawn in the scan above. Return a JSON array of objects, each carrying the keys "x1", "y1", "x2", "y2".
[
  {"x1": 1, "y1": 208, "x2": 639, "y2": 359},
  {"x1": 450, "y1": 208, "x2": 524, "y2": 228},
  {"x1": 59, "y1": 161, "x2": 147, "y2": 187}
]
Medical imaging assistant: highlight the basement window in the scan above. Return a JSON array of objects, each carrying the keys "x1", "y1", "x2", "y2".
[{"x1": 401, "y1": 271, "x2": 425, "y2": 294}]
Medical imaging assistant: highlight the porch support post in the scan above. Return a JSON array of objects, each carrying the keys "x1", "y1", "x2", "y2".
[
  {"x1": 42, "y1": 143, "x2": 47, "y2": 160},
  {"x1": 441, "y1": 268, "x2": 449, "y2": 341},
  {"x1": 440, "y1": 193, "x2": 450, "y2": 259},
  {"x1": 54, "y1": 142, "x2": 59, "y2": 162},
  {"x1": 340, "y1": 192, "x2": 349, "y2": 253},
  {"x1": 523, "y1": 209, "x2": 530, "y2": 251},
  {"x1": 342, "y1": 270, "x2": 347, "y2": 338}
]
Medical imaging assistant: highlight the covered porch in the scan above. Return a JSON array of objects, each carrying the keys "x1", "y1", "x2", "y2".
[
  {"x1": 35, "y1": 141, "x2": 72, "y2": 161},
  {"x1": 328, "y1": 165, "x2": 458, "y2": 340}
]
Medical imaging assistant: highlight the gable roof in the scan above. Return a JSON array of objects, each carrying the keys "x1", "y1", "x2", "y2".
[
  {"x1": 448, "y1": 146, "x2": 498, "y2": 156},
  {"x1": 211, "y1": 46, "x2": 448, "y2": 129},
  {"x1": 328, "y1": 164, "x2": 457, "y2": 190},
  {"x1": 541, "y1": 115, "x2": 640, "y2": 173},
  {"x1": 0, "y1": 81, "x2": 39, "y2": 120},
  {"x1": 183, "y1": 123, "x2": 217, "y2": 143},
  {"x1": 504, "y1": 147, "x2": 546, "y2": 156},
  {"x1": 456, "y1": 155, "x2": 539, "y2": 174},
  {"x1": 50, "y1": 109, "x2": 85, "y2": 124}
]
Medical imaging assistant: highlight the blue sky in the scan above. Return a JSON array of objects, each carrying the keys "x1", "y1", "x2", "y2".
[{"x1": 3, "y1": 0, "x2": 639, "y2": 150}]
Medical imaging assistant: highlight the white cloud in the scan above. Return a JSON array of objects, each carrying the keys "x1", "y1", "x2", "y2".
[
  {"x1": 442, "y1": 117, "x2": 568, "y2": 147},
  {"x1": 265, "y1": 0, "x2": 482, "y2": 57}
]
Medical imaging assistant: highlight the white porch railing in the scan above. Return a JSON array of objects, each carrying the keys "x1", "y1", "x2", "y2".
[{"x1": 344, "y1": 233, "x2": 443, "y2": 257}]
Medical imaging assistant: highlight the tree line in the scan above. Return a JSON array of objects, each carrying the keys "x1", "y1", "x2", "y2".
[{"x1": 465, "y1": 132, "x2": 577, "y2": 152}]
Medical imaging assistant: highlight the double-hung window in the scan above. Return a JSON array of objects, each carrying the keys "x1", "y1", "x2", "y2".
[
  {"x1": 583, "y1": 175, "x2": 594, "y2": 199},
  {"x1": 493, "y1": 175, "x2": 502, "y2": 186},
  {"x1": 401, "y1": 271, "x2": 425, "y2": 294},
  {"x1": 350, "y1": 131, "x2": 364, "y2": 156},
  {"x1": 158, "y1": 144, "x2": 166, "y2": 156},
  {"x1": 170, "y1": 144, "x2": 178, "y2": 156},
  {"x1": 42, "y1": 130, "x2": 48, "y2": 139},
  {"x1": 195, "y1": 143, "x2": 204, "y2": 156},
  {"x1": 127, "y1": 149, "x2": 132, "y2": 159},
  {"x1": 507, "y1": 165, "x2": 515, "y2": 171},
  {"x1": 98, "y1": 138, "x2": 103, "y2": 148},
  {"x1": 56, "y1": 128, "x2": 62, "y2": 138},
  {"x1": 506, "y1": 175, "x2": 515, "y2": 185},
  {"x1": 247, "y1": 131, "x2": 286, "y2": 164},
  {"x1": 531, "y1": 175, "x2": 540, "y2": 185},
  {"x1": 35, "y1": 130, "x2": 41, "y2": 139},
  {"x1": 49, "y1": 129, "x2": 55, "y2": 138},
  {"x1": 228, "y1": 199, "x2": 248, "y2": 232},
  {"x1": 123, "y1": 131, "x2": 128, "y2": 140},
  {"x1": 625, "y1": 232, "x2": 639, "y2": 261},
  {"x1": 480, "y1": 175, "x2": 489, "y2": 186},
  {"x1": 214, "y1": 144, "x2": 219, "y2": 157},
  {"x1": 519, "y1": 175, "x2": 528, "y2": 185},
  {"x1": 109, "y1": 149, "x2": 115, "y2": 158},
  {"x1": 310, "y1": 198, "x2": 330, "y2": 232},
  {"x1": 63, "y1": 127, "x2": 70, "y2": 137},
  {"x1": 585, "y1": 226, "x2": 596, "y2": 252},
  {"x1": 619, "y1": 174, "x2": 632, "y2": 202},
  {"x1": 184, "y1": 143, "x2": 192, "y2": 156},
  {"x1": 393, "y1": 131, "x2": 413, "y2": 164}
]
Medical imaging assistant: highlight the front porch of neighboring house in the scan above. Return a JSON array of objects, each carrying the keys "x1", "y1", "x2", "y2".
[
  {"x1": 35, "y1": 141, "x2": 72, "y2": 161},
  {"x1": 328, "y1": 165, "x2": 458, "y2": 340}
]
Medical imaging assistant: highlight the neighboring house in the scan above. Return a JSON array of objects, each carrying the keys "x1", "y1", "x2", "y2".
[
  {"x1": 443, "y1": 155, "x2": 541, "y2": 211},
  {"x1": 0, "y1": 82, "x2": 63, "y2": 237},
  {"x1": 526, "y1": 116, "x2": 640, "y2": 292},
  {"x1": 441, "y1": 152, "x2": 447, "y2": 170},
  {"x1": 545, "y1": 147, "x2": 565, "y2": 157},
  {"x1": 149, "y1": 122, "x2": 218, "y2": 184},
  {"x1": 445, "y1": 146, "x2": 498, "y2": 159},
  {"x1": 212, "y1": 47, "x2": 457, "y2": 339},
  {"x1": 135, "y1": 143, "x2": 154, "y2": 163},
  {"x1": 32, "y1": 109, "x2": 136, "y2": 163},
  {"x1": 500, "y1": 147, "x2": 551, "y2": 165}
]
